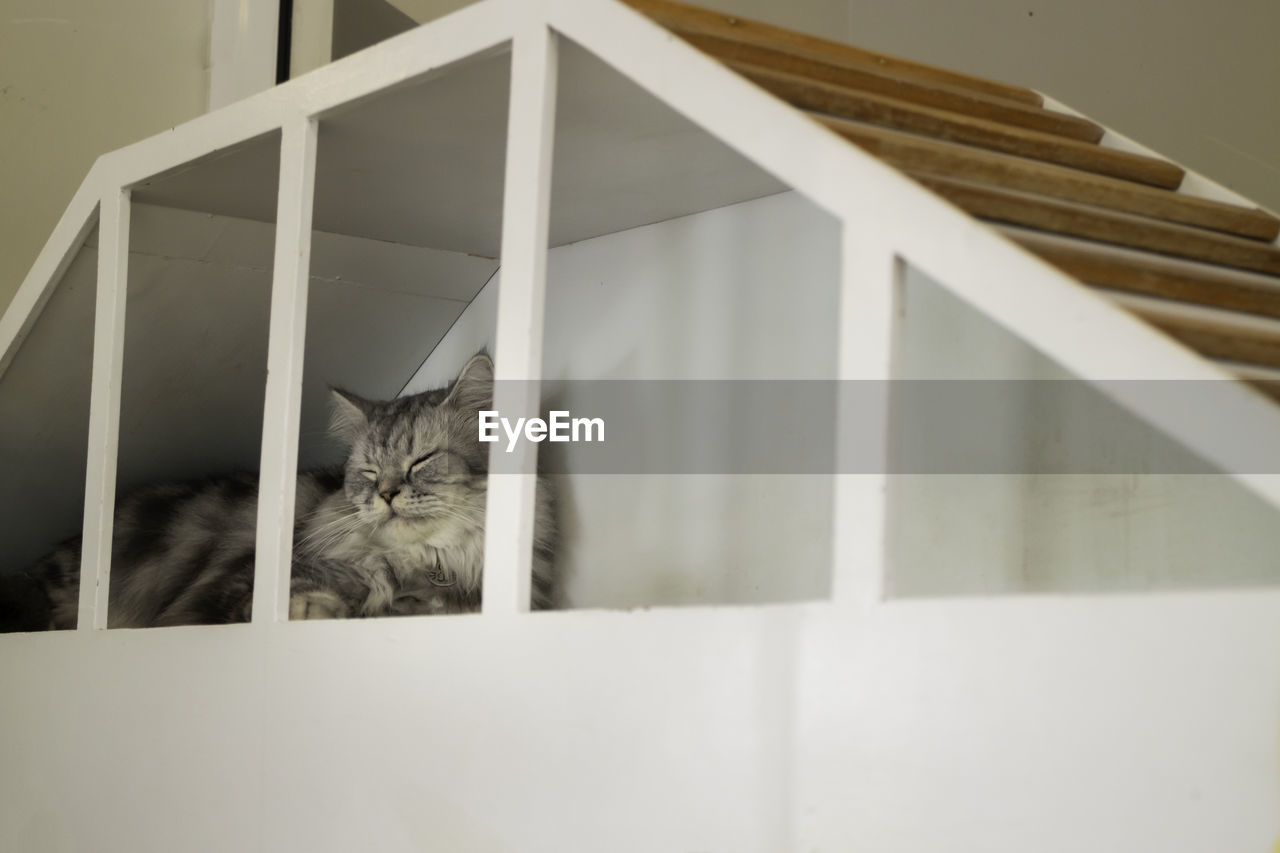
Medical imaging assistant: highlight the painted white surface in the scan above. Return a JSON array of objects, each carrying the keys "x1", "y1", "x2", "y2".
[
  {"x1": 0, "y1": 235, "x2": 97, "y2": 573},
  {"x1": 1, "y1": 3, "x2": 1279, "y2": 852},
  {"x1": 289, "y1": 0, "x2": 337, "y2": 78},
  {"x1": 388, "y1": 0, "x2": 1280, "y2": 216},
  {"x1": 129, "y1": 38, "x2": 786, "y2": 259},
  {"x1": 483, "y1": 19, "x2": 560, "y2": 615},
  {"x1": 253, "y1": 120, "x2": 321, "y2": 624},
  {"x1": 2, "y1": 594, "x2": 1278, "y2": 851},
  {"x1": 889, "y1": 263, "x2": 1280, "y2": 596},
  {"x1": 6, "y1": 0, "x2": 1277, "y2": 319},
  {"x1": 392, "y1": 0, "x2": 850, "y2": 40},
  {"x1": 829, "y1": 220, "x2": 899, "y2": 608},
  {"x1": 0, "y1": 204, "x2": 497, "y2": 574},
  {"x1": 795, "y1": 592, "x2": 1280, "y2": 853},
  {"x1": 0, "y1": 0, "x2": 210, "y2": 320},
  {"x1": 208, "y1": 0, "x2": 281, "y2": 109},
  {"x1": 406, "y1": 191, "x2": 840, "y2": 608},
  {"x1": 389, "y1": 0, "x2": 489, "y2": 24},
  {"x1": 79, "y1": 191, "x2": 131, "y2": 629}
]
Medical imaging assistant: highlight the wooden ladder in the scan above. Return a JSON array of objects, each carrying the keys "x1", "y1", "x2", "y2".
[{"x1": 627, "y1": 0, "x2": 1280, "y2": 397}]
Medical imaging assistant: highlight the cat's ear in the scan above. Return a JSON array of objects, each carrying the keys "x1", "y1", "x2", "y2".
[
  {"x1": 443, "y1": 353, "x2": 494, "y2": 411},
  {"x1": 329, "y1": 388, "x2": 372, "y2": 444}
]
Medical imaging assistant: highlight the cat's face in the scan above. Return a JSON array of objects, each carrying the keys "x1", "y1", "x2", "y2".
[{"x1": 331, "y1": 355, "x2": 492, "y2": 546}]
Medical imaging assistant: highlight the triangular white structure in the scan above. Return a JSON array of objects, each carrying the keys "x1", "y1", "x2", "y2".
[{"x1": 2, "y1": 1, "x2": 1278, "y2": 850}]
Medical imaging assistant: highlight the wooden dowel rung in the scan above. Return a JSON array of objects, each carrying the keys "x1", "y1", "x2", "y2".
[
  {"x1": 1109, "y1": 291, "x2": 1280, "y2": 370},
  {"x1": 623, "y1": 0, "x2": 1044, "y2": 106},
  {"x1": 733, "y1": 64, "x2": 1183, "y2": 188},
  {"x1": 678, "y1": 31, "x2": 1100, "y2": 142},
  {"x1": 1003, "y1": 228, "x2": 1280, "y2": 320},
  {"x1": 916, "y1": 175, "x2": 1280, "y2": 276},
  {"x1": 821, "y1": 118, "x2": 1278, "y2": 241}
]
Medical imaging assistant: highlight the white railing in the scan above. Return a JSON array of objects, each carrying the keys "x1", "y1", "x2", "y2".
[{"x1": 3, "y1": 0, "x2": 1280, "y2": 630}]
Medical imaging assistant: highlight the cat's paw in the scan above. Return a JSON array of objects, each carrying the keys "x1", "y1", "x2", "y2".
[
  {"x1": 289, "y1": 589, "x2": 349, "y2": 620},
  {"x1": 359, "y1": 566, "x2": 397, "y2": 617},
  {"x1": 391, "y1": 592, "x2": 450, "y2": 616}
]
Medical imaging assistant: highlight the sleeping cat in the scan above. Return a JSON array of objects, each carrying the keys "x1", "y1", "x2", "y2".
[{"x1": 0, "y1": 353, "x2": 556, "y2": 631}]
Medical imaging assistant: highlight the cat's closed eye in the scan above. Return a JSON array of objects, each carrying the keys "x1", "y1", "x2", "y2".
[
  {"x1": 415, "y1": 452, "x2": 473, "y2": 481},
  {"x1": 408, "y1": 452, "x2": 438, "y2": 476}
]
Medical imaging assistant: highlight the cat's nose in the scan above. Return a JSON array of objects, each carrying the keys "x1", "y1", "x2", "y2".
[{"x1": 379, "y1": 487, "x2": 400, "y2": 504}]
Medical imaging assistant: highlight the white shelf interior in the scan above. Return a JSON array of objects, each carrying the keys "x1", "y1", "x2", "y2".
[{"x1": 131, "y1": 40, "x2": 785, "y2": 258}]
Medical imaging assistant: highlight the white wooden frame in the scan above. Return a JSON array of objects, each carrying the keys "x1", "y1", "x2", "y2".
[
  {"x1": 2, "y1": 0, "x2": 1279, "y2": 624},
  {"x1": 252, "y1": 118, "x2": 320, "y2": 624},
  {"x1": 483, "y1": 14, "x2": 560, "y2": 616},
  {"x1": 6, "y1": 2, "x2": 1280, "y2": 849}
]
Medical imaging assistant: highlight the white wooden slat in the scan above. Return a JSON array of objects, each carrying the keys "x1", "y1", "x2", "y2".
[
  {"x1": 482, "y1": 16, "x2": 559, "y2": 616},
  {"x1": 78, "y1": 189, "x2": 131, "y2": 631},
  {"x1": 252, "y1": 117, "x2": 319, "y2": 624},
  {"x1": 830, "y1": 226, "x2": 899, "y2": 609}
]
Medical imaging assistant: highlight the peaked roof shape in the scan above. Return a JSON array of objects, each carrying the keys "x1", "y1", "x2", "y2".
[
  {"x1": 626, "y1": 0, "x2": 1280, "y2": 390},
  {"x1": 5, "y1": 0, "x2": 1280, "y2": 518}
]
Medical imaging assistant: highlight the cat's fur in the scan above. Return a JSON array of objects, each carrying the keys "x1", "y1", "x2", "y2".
[{"x1": 0, "y1": 354, "x2": 555, "y2": 631}]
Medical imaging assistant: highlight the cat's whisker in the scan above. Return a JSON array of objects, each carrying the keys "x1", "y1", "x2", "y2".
[
  {"x1": 298, "y1": 519, "x2": 363, "y2": 552},
  {"x1": 295, "y1": 510, "x2": 360, "y2": 542},
  {"x1": 294, "y1": 512, "x2": 364, "y2": 553}
]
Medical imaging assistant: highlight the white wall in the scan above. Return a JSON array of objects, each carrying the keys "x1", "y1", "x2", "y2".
[
  {"x1": 3, "y1": 590, "x2": 1277, "y2": 852},
  {"x1": 409, "y1": 191, "x2": 842, "y2": 608},
  {"x1": 404, "y1": 190, "x2": 1280, "y2": 606},
  {"x1": 0, "y1": 1, "x2": 214, "y2": 321},
  {"x1": 403, "y1": 187, "x2": 1280, "y2": 605},
  {"x1": 890, "y1": 262, "x2": 1280, "y2": 596}
]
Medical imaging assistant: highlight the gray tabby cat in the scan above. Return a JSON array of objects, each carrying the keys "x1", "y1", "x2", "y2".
[{"x1": 0, "y1": 354, "x2": 555, "y2": 631}]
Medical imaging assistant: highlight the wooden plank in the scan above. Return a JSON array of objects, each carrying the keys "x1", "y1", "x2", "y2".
[
  {"x1": 1221, "y1": 361, "x2": 1280, "y2": 405},
  {"x1": 1109, "y1": 292, "x2": 1280, "y2": 370},
  {"x1": 678, "y1": 31, "x2": 1102, "y2": 142},
  {"x1": 623, "y1": 0, "x2": 1044, "y2": 107},
  {"x1": 915, "y1": 175, "x2": 1280, "y2": 276},
  {"x1": 733, "y1": 64, "x2": 1184, "y2": 188},
  {"x1": 1246, "y1": 379, "x2": 1280, "y2": 404},
  {"x1": 1005, "y1": 228, "x2": 1280, "y2": 319},
  {"x1": 823, "y1": 117, "x2": 1279, "y2": 241}
]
